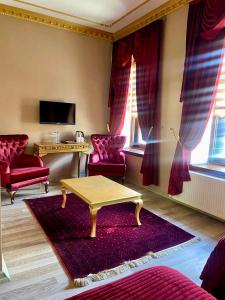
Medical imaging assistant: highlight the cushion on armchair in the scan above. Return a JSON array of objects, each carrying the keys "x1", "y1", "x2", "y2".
[
  {"x1": 10, "y1": 167, "x2": 49, "y2": 183},
  {"x1": 88, "y1": 162, "x2": 125, "y2": 173}
]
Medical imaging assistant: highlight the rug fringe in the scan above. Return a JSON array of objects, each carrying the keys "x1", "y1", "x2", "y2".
[
  {"x1": 73, "y1": 252, "x2": 154, "y2": 287},
  {"x1": 152, "y1": 236, "x2": 201, "y2": 258},
  {"x1": 73, "y1": 237, "x2": 201, "y2": 287}
]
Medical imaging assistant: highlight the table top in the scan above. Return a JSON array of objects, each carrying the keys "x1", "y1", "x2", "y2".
[
  {"x1": 60, "y1": 175, "x2": 142, "y2": 206},
  {"x1": 34, "y1": 142, "x2": 89, "y2": 147}
]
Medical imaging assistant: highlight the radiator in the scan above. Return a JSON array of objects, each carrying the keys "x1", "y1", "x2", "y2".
[
  {"x1": 173, "y1": 171, "x2": 225, "y2": 221},
  {"x1": 125, "y1": 154, "x2": 225, "y2": 221}
]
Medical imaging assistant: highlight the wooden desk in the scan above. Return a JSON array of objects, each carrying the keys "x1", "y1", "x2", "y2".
[{"x1": 34, "y1": 142, "x2": 90, "y2": 177}]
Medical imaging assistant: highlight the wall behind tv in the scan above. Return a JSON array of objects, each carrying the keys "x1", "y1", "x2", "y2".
[{"x1": 0, "y1": 15, "x2": 112, "y2": 181}]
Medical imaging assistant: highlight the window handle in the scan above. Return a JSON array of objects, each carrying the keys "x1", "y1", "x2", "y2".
[
  {"x1": 148, "y1": 126, "x2": 153, "y2": 138},
  {"x1": 107, "y1": 123, "x2": 110, "y2": 133}
]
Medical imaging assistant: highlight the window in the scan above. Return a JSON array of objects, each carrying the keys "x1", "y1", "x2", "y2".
[
  {"x1": 191, "y1": 55, "x2": 225, "y2": 166},
  {"x1": 209, "y1": 62, "x2": 225, "y2": 164},
  {"x1": 122, "y1": 57, "x2": 145, "y2": 148}
]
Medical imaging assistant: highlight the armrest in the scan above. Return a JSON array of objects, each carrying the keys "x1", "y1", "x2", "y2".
[
  {"x1": 114, "y1": 151, "x2": 125, "y2": 164},
  {"x1": 89, "y1": 152, "x2": 100, "y2": 163},
  {"x1": 0, "y1": 160, "x2": 10, "y2": 187},
  {"x1": 14, "y1": 154, "x2": 44, "y2": 168}
]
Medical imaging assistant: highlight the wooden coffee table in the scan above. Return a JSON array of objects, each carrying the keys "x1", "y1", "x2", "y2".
[{"x1": 60, "y1": 175, "x2": 143, "y2": 238}]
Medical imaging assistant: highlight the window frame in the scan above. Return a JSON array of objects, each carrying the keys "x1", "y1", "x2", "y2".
[
  {"x1": 129, "y1": 116, "x2": 145, "y2": 150},
  {"x1": 208, "y1": 115, "x2": 225, "y2": 165},
  {"x1": 123, "y1": 57, "x2": 146, "y2": 150}
]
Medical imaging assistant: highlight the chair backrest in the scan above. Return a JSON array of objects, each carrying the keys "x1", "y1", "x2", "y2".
[
  {"x1": 91, "y1": 134, "x2": 126, "y2": 162},
  {"x1": 0, "y1": 135, "x2": 28, "y2": 165}
]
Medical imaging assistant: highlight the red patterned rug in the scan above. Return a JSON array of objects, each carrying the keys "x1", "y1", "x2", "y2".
[{"x1": 26, "y1": 194, "x2": 197, "y2": 287}]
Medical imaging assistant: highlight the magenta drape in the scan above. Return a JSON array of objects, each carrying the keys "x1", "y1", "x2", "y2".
[
  {"x1": 168, "y1": 0, "x2": 225, "y2": 195},
  {"x1": 201, "y1": 0, "x2": 225, "y2": 40},
  {"x1": 108, "y1": 21, "x2": 163, "y2": 185},
  {"x1": 133, "y1": 21, "x2": 163, "y2": 185},
  {"x1": 108, "y1": 36, "x2": 133, "y2": 134}
]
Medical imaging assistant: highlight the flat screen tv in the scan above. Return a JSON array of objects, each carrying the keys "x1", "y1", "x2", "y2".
[{"x1": 39, "y1": 100, "x2": 76, "y2": 125}]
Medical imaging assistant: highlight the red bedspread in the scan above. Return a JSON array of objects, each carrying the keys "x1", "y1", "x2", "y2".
[
  {"x1": 67, "y1": 266, "x2": 214, "y2": 300},
  {"x1": 200, "y1": 236, "x2": 225, "y2": 300}
]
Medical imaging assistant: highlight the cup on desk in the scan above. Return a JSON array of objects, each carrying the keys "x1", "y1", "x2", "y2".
[
  {"x1": 75, "y1": 131, "x2": 85, "y2": 143},
  {"x1": 76, "y1": 136, "x2": 84, "y2": 143}
]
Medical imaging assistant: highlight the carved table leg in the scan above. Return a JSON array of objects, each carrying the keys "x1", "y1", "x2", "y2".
[
  {"x1": 7, "y1": 190, "x2": 17, "y2": 204},
  {"x1": 61, "y1": 186, "x2": 67, "y2": 208},
  {"x1": 43, "y1": 181, "x2": 49, "y2": 193},
  {"x1": 85, "y1": 153, "x2": 90, "y2": 176},
  {"x1": 135, "y1": 199, "x2": 143, "y2": 226},
  {"x1": 89, "y1": 206, "x2": 101, "y2": 238},
  {"x1": 78, "y1": 152, "x2": 81, "y2": 178}
]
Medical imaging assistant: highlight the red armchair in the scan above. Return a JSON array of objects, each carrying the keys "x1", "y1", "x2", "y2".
[
  {"x1": 88, "y1": 134, "x2": 126, "y2": 182},
  {"x1": 0, "y1": 135, "x2": 49, "y2": 203}
]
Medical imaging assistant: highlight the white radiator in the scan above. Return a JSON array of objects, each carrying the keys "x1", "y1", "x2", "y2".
[{"x1": 173, "y1": 171, "x2": 225, "y2": 221}]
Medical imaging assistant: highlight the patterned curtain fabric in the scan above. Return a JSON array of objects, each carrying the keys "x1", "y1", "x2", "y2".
[
  {"x1": 133, "y1": 20, "x2": 163, "y2": 186},
  {"x1": 108, "y1": 35, "x2": 133, "y2": 134},
  {"x1": 108, "y1": 20, "x2": 163, "y2": 186},
  {"x1": 201, "y1": 0, "x2": 225, "y2": 40},
  {"x1": 168, "y1": 0, "x2": 225, "y2": 196}
]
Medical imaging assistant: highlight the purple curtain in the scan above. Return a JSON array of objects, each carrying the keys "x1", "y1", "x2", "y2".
[
  {"x1": 168, "y1": 0, "x2": 225, "y2": 195},
  {"x1": 108, "y1": 36, "x2": 133, "y2": 134},
  {"x1": 133, "y1": 21, "x2": 163, "y2": 186}
]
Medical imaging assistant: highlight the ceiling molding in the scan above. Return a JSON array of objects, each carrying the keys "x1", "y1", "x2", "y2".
[
  {"x1": 0, "y1": 0, "x2": 192, "y2": 42},
  {"x1": 113, "y1": 0, "x2": 192, "y2": 41},
  {"x1": 0, "y1": 3, "x2": 113, "y2": 41},
  {"x1": 11, "y1": 0, "x2": 110, "y2": 28},
  {"x1": 11, "y1": 0, "x2": 152, "y2": 28}
]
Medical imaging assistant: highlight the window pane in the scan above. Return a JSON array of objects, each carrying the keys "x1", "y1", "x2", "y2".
[
  {"x1": 211, "y1": 118, "x2": 225, "y2": 160},
  {"x1": 191, "y1": 50, "x2": 225, "y2": 166},
  {"x1": 122, "y1": 56, "x2": 146, "y2": 147}
]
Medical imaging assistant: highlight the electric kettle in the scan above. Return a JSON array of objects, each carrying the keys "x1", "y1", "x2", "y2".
[{"x1": 75, "y1": 131, "x2": 85, "y2": 143}]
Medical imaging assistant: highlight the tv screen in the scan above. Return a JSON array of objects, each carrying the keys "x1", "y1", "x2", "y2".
[{"x1": 40, "y1": 100, "x2": 76, "y2": 125}]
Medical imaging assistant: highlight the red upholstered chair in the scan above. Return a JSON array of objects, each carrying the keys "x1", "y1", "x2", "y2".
[
  {"x1": 0, "y1": 135, "x2": 49, "y2": 204},
  {"x1": 88, "y1": 134, "x2": 126, "y2": 182}
]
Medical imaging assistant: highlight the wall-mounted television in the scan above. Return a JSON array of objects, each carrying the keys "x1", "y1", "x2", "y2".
[{"x1": 39, "y1": 100, "x2": 76, "y2": 125}]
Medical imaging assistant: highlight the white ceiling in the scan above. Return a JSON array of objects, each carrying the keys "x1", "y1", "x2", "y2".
[{"x1": 0, "y1": 0, "x2": 169, "y2": 32}]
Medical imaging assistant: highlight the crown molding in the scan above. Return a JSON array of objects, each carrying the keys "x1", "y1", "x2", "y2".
[
  {"x1": 11, "y1": 0, "x2": 152, "y2": 28},
  {"x1": 113, "y1": 0, "x2": 192, "y2": 41},
  {"x1": 0, "y1": 0, "x2": 192, "y2": 42},
  {"x1": 0, "y1": 3, "x2": 113, "y2": 41}
]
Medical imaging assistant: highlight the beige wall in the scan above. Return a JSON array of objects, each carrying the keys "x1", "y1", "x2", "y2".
[
  {"x1": 0, "y1": 15, "x2": 112, "y2": 181},
  {"x1": 125, "y1": 6, "x2": 225, "y2": 221}
]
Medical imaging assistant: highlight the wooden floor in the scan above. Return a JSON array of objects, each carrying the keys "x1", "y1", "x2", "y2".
[{"x1": 0, "y1": 183, "x2": 225, "y2": 300}]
